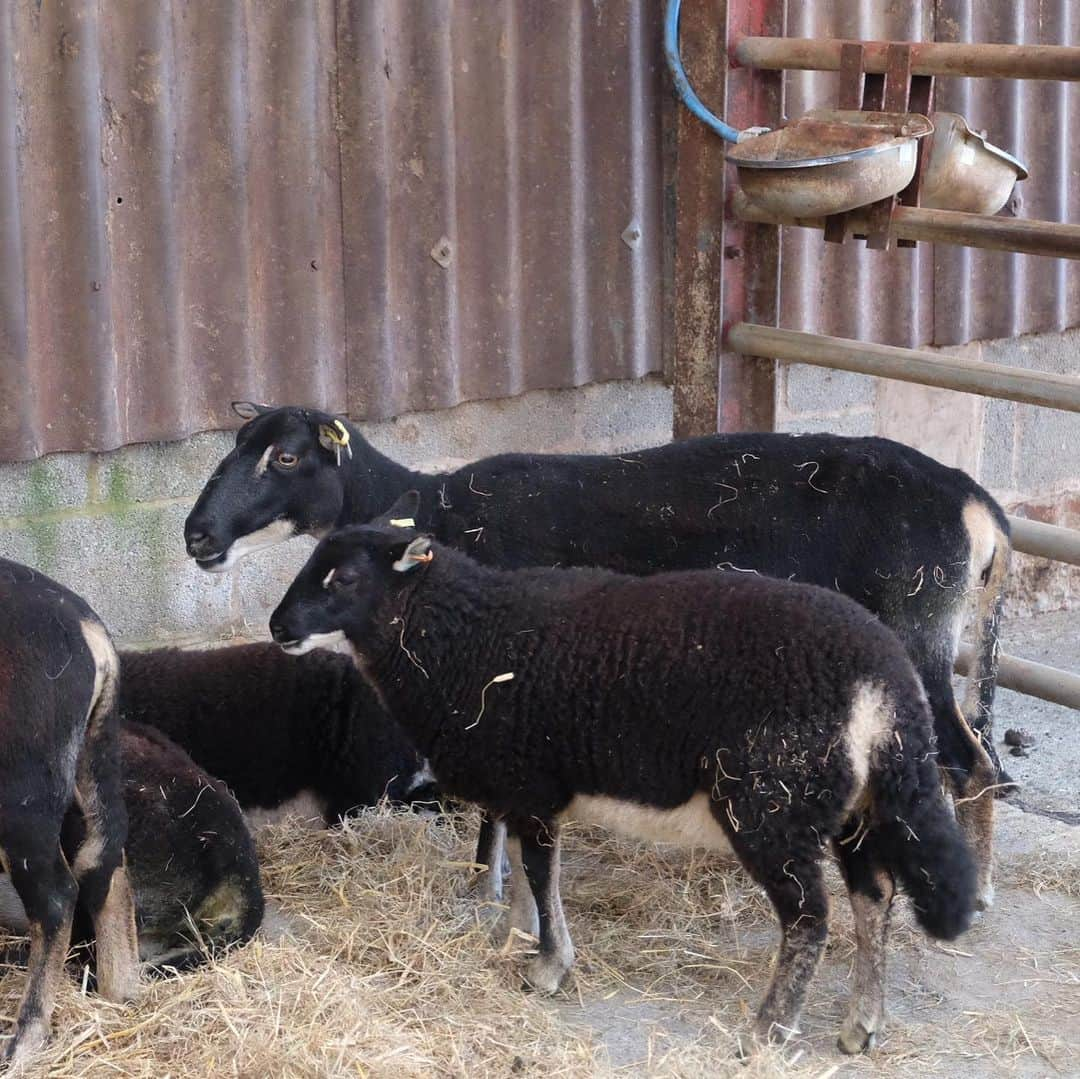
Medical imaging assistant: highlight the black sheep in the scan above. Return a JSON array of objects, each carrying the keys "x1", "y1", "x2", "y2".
[
  {"x1": 0, "y1": 558, "x2": 140, "y2": 1065},
  {"x1": 118, "y1": 643, "x2": 437, "y2": 825},
  {"x1": 183, "y1": 404, "x2": 1008, "y2": 906},
  {"x1": 268, "y1": 495, "x2": 978, "y2": 1055},
  {"x1": 0, "y1": 722, "x2": 264, "y2": 975}
]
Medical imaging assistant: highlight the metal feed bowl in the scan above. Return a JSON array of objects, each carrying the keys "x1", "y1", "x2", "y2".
[
  {"x1": 921, "y1": 112, "x2": 1028, "y2": 215},
  {"x1": 727, "y1": 110, "x2": 933, "y2": 219}
]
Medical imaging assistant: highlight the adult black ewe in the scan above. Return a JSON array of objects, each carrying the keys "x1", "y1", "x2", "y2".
[
  {"x1": 118, "y1": 643, "x2": 436, "y2": 825},
  {"x1": 184, "y1": 402, "x2": 1007, "y2": 903},
  {"x1": 0, "y1": 558, "x2": 140, "y2": 1064},
  {"x1": 0, "y1": 722, "x2": 263, "y2": 975},
  {"x1": 268, "y1": 497, "x2": 978, "y2": 1055}
]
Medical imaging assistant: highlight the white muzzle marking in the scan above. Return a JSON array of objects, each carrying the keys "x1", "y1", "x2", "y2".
[
  {"x1": 202, "y1": 519, "x2": 297, "y2": 572},
  {"x1": 280, "y1": 630, "x2": 347, "y2": 656}
]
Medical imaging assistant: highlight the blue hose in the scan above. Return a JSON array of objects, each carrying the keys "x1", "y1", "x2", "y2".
[{"x1": 664, "y1": 0, "x2": 742, "y2": 143}]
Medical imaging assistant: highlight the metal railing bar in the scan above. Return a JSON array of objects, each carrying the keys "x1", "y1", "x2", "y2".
[
  {"x1": 1007, "y1": 516, "x2": 1080, "y2": 567},
  {"x1": 727, "y1": 323, "x2": 1080, "y2": 413},
  {"x1": 734, "y1": 37, "x2": 1080, "y2": 82},
  {"x1": 732, "y1": 193, "x2": 1080, "y2": 261},
  {"x1": 956, "y1": 644, "x2": 1080, "y2": 711}
]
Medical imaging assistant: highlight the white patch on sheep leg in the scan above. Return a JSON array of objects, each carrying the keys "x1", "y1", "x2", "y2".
[
  {"x1": 475, "y1": 818, "x2": 508, "y2": 904},
  {"x1": 838, "y1": 870, "x2": 894, "y2": 1054},
  {"x1": 502, "y1": 835, "x2": 538, "y2": 946}
]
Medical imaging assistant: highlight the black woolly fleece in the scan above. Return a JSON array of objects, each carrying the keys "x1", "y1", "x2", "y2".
[
  {"x1": 118, "y1": 643, "x2": 430, "y2": 824},
  {"x1": 331, "y1": 540, "x2": 976, "y2": 940}
]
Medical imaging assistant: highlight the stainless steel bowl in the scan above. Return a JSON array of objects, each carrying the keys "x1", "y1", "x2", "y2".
[
  {"x1": 727, "y1": 110, "x2": 933, "y2": 218},
  {"x1": 921, "y1": 112, "x2": 1028, "y2": 215}
]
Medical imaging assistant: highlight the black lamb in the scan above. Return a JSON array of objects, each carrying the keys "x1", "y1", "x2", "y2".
[
  {"x1": 268, "y1": 494, "x2": 978, "y2": 1056},
  {"x1": 117, "y1": 643, "x2": 437, "y2": 826}
]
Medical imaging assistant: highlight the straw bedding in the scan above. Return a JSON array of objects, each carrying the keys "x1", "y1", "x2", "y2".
[{"x1": 1, "y1": 805, "x2": 1076, "y2": 1077}]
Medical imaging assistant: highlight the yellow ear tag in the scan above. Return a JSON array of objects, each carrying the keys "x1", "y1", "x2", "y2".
[
  {"x1": 320, "y1": 420, "x2": 353, "y2": 466},
  {"x1": 389, "y1": 517, "x2": 415, "y2": 528}
]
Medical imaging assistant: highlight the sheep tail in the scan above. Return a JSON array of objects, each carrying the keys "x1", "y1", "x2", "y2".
[{"x1": 870, "y1": 696, "x2": 977, "y2": 941}]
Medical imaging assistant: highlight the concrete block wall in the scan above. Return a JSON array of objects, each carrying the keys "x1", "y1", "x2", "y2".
[
  {"x1": 1, "y1": 326, "x2": 1075, "y2": 647},
  {"x1": 0, "y1": 378, "x2": 673, "y2": 647},
  {"x1": 777, "y1": 327, "x2": 1080, "y2": 613}
]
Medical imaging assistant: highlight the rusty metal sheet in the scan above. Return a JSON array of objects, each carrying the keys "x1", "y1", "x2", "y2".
[
  {"x1": 1, "y1": 0, "x2": 664, "y2": 461},
  {"x1": 1, "y1": 0, "x2": 346, "y2": 462},
  {"x1": 335, "y1": 0, "x2": 665, "y2": 425},
  {"x1": 777, "y1": 0, "x2": 1080, "y2": 350}
]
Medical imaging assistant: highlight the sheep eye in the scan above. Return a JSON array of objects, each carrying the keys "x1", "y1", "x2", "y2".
[{"x1": 276, "y1": 451, "x2": 299, "y2": 468}]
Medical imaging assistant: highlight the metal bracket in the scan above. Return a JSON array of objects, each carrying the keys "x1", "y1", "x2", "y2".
[{"x1": 827, "y1": 41, "x2": 935, "y2": 251}]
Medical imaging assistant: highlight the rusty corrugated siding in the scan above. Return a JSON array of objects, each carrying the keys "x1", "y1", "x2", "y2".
[
  {"x1": 779, "y1": 0, "x2": 1080, "y2": 349},
  {"x1": 336, "y1": 0, "x2": 664, "y2": 422},
  {"x1": 0, "y1": 0, "x2": 664, "y2": 462}
]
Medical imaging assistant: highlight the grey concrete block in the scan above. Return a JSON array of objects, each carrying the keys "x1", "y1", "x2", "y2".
[
  {"x1": 979, "y1": 398, "x2": 1016, "y2": 494},
  {"x1": 1015, "y1": 406, "x2": 1080, "y2": 493},
  {"x1": 364, "y1": 376, "x2": 672, "y2": 470},
  {"x1": 777, "y1": 410, "x2": 875, "y2": 437},
  {"x1": 0, "y1": 452, "x2": 94, "y2": 519},
  {"x1": 4, "y1": 502, "x2": 233, "y2": 644},
  {"x1": 784, "y1": 365, "x2": 874, "y2": 415},
  {"x1": 982, "y1": 328, "x2": 1080, "y2": 375},
  {"x1": 230, "y1": 535, "x2": 318, "y2": 638},
  {"x1": 574, "y1": 379, "x2": 674, "y2": 453},
  {"x1": 96, "y1": 429, "x2": 234, "y2": 505},
  {"x1": 981, "y1": 330, "x2": 1080, "y2": 494}
]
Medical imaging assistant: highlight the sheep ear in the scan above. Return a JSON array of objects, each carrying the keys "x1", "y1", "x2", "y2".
[
  {"x1": 317, "y1": 419, "x2": 353, "y2": 463},
  {"x1": 372, "y1": 490, "x2": 421, "y2": 529},
  {"x1": 231, "y1": 401, "x2": 269, "y2": 420},
  {"x1": 392, "y1": 536, "x2": 433, "y2": 573}
]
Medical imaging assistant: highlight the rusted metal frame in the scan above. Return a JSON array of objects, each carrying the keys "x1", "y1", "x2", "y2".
[
  {"x1": 955, "y1": 644, "x2": 1080, "y2": 712},
  {"x1": 734, "y1": 37, "x2": 1080, "y2": 82},
  {"x1": 733, "y1": 194, "x2": 1080, "y2": 260},
  {"x1": 823, "y1": 43, "x2": 864, "y2": 245},
  {"x1": 716, "y1": 0, "x2": 782, "y2": 434},
  {"x1": 1006, "y1": 516, "x2": 1080, "y2": 567},
  {"x1": 727, "y1": 323, "x2": 1080, "y2": 412},
  {"x1": 671, "y1": 0, "x2": 728, "y2": 440},
  {"x1": 885, "y1": 43, "x2": 933, "y2": 249}
]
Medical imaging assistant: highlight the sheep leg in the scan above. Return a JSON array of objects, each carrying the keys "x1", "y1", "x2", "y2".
[
  {"x1": 0, "y1": 824, "x2": 77, "y2": 1067},
  {"x1": 72, "y1": 733, "x2": 140, "y2": 1004},
  {"x1": 949, "y1": 708, "x2": 997, "y2": 911},
  {"x1": 834, "y1": 841, "x2": 895, "y2": 1054},
  {"x1": 513, "y1": 819, "x2": 574, "y2": 995},
  {"x1": 748, "y1": 855, "x2": 829, "y2": 1047},
  {"x1": 473, "y1": 814, "x2": 508, "y2": 904},
  {"x1": 501, "y1": 834, "x2": 539, "y2": 947}
]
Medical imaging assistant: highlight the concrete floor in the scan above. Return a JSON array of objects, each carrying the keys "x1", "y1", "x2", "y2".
[{"x1": 985, "y1": 609, "x2": 1079, "y2": 821}]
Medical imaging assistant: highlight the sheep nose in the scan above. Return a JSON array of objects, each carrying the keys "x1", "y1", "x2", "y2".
[
  {"x1": 269, "y1": 619, "x2": 288, "y2": 643},
  {"x1": 185, "y1": 527, "x2": 218, "y2": 558}
]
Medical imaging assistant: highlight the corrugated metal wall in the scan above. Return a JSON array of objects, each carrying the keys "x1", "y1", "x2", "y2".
[
  {"x1": 781, "y1": 0, "x2": 1080, "y2": 349},
  {"x1": 0, "y1": 0, "x2": 664, "y2": 462}
]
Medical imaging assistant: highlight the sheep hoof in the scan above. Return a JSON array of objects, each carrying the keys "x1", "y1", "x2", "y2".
[
  {"x1": 3, "y1": 1018, "x2": 50, "y2": 1069},
  {"x1": 837, "y1": 1019, "x2": 877, "y2": 1055},
  {"x1": 522, "y1": 955, "x2": 570, "y2": 996},
  {"x1": 974, "y1": 883, "x2": 995, "y2": 912}
]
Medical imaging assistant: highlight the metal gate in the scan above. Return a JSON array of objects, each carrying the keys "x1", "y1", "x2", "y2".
[{"x1": 672, "y1": 14, "x2": 1080, "y2": 710}]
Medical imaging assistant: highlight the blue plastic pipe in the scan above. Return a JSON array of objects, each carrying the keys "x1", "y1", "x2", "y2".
[{"x1": 664, "y1": 0, "x2": 742, "y2": 143}]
